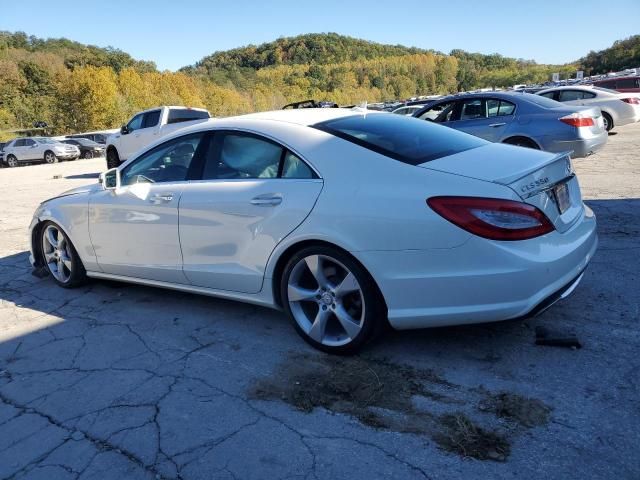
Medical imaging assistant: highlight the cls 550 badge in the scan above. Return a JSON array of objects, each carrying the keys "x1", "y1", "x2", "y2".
[{"x1": 521, "y1": 177, "x2": 550, "y2": 193}]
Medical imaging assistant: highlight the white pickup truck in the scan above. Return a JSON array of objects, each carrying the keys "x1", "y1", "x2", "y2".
[{"x1": 105, "y1": 106, "x2": 211, "y2": 168}]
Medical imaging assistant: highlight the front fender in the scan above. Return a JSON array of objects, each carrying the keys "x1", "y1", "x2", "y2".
[{"x1": 29, "y1": 196, "x2": 100, "y2": 273}]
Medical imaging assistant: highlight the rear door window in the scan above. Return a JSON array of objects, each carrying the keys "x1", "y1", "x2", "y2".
[
  {"x1": 497, "y1": 100, "x2": 515, "y2": 116},
  {"x1": 313, "y1": 113, "x2": 486, "y2": 165},
  {"x1": 199, "y1": 131, "x2": 317, "y2": 180},
  {"x1": 488, "y1": 99, "x2": 516, "y2": 116},
  {"x1": 282, "y1": 152, "x2": 315, "y2": 179},
  {"x1": 459, "y1": 99, "x2": 484, "y2": 120},
  {"x1": 142, "y1": 110, "x2": 161, "y2": 128},
  {"x1": 558, "y1": 90, "x2": 585, "y2": 101}
]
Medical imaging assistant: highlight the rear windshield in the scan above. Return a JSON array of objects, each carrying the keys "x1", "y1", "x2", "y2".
[
  {"x1": 167, "y1": 109, "x2": 210, "y2": 124},
  {"x1": 313, "y1": 113, "x2": 486, "y2": 165},
  {"x1": 524, "y1": 94, "x2": 563, "y2": 108}
]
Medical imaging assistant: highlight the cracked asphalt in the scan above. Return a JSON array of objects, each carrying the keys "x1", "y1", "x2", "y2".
[{"x1": 1, "y1": 124, "x2": 639, "y2": 480}]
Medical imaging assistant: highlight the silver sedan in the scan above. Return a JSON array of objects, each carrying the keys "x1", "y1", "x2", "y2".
[
  {"x1": 412, "y1": 92, "x2": 608, "y2": 158},
  {"x1": 537, "y1": 85, "x2": 640, "y2": 132}
]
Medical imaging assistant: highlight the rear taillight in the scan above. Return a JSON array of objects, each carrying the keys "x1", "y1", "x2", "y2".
[
  {"x1": 427, "y1": 196, "x2": 554, "y2": 241},
  {"x1": 559, "y1": 113, "x2": 595, "y2": 127},
  {"x1": 621, "y1": 97, "x2": 640, "y2": 105}
]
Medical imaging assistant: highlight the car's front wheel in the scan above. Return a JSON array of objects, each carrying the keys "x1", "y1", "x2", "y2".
[
  {"x1": 40, "y1": 221, "x2": 87, "y2": 288},
  {"x1": 44, "y1": 151, "x2": 58, "y2": 164},
  {"x1": 83, "y1": 151, "x2": 93, "y2": 159},
  {"x1": 6, "y1": 155, "x2": 18, "y2": 168},
  {"x1": 280, "y1": 245, "x2": 384, "y2": 354}
]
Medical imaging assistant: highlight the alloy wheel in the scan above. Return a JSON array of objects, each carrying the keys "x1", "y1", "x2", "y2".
[
  {"x1": 7, "y1": 156, "x2": 18, "y2": 168},
  {"x1": 287, "y1": 254, "x2": 365, "y2": 347},
  {"x1": 42, "y1": 225, "x2": 73, "y2": 283},
  {"x1": 45, "y1": 152, "x2": 56, "y2": 163}
]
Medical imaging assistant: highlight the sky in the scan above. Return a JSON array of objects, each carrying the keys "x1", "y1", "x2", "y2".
[{"x1": 1, "y1": 0, "x2": 639, "y2": 71}]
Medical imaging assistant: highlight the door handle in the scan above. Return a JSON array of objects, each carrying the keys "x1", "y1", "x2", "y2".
[
  {"x1": 489, "y1": 122, "x2": 506, "y2": 127},
  {"x1": 150, "y1": 193, "x2": 174, "y2": 203},
  {"x1": 250, "y1": 194, "x2": 282, "y2": 206}
]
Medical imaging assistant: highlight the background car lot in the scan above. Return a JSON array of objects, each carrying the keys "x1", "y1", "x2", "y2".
[{"x1": 0, "y1": 123, "x2": 638, "y2": 478}]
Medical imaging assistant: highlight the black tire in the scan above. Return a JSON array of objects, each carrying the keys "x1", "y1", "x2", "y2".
[
  {"x1": 503, "y1": 137, "x2": 539, "y2": 149},
  {"x1": 83, "y1": 150, "x2": 93, "y2": 159},
  {"x1": 602, "y1": 112, "x2": 614, "y2": 132},
  {"x1": 106, "y1": 148, "x2": 120, "y2": 169},
  {"x1": 44, "y1": 150, "x2": 58, "y2": 164},
  {"x1": 280, "y1": 245, "x2": 385, "y2": 355},
  {"x1": 39, "y1": 221, "x2": 87, "y2": 288},
  {"x1": 6, "y1": 155, "x2": 18, "y2": 168}
]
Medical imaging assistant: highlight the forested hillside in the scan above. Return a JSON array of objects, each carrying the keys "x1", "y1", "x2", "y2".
[
  {"x1": 580, "y1": 35, "x2": 640, "y2": 75},
  {"x1": 0, "y1": 31, "x2": 636, "y2": 140}
]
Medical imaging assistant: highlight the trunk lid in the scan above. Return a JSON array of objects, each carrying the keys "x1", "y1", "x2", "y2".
[{"x1": 420, "y1": 143, "x2": 583, "y2": 233}]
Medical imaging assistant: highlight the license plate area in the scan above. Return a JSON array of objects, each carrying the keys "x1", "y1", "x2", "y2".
[{"x1": 552, "y1": 181, "x2": 570, "y2": 214}]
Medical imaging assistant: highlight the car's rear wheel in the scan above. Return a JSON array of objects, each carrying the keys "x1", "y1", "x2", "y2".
[
  {"x1": 44, "y1": 151, "x2": 58, "y2": 164},
  {"x1": 83, "y1": 151, "x2": 93, "y2": 159},
  {"x1": 40, "y1": 221, "x2": 87, "y2": 288},
  {"x1": 6, "y1": 155, "x2": 18, "y2": 168},
  {"x1": 503, "y1": 137, "x2": 539, "y2": 149},
  {"x1": 106, "y1": 148, "x2": 120, "y2": 169},
  {"x1": 602, "y1": 112, "x2": 613, "y2": 132},
  {"x1": 281, "y1": 245, "x2": 384, "y2": 354}
]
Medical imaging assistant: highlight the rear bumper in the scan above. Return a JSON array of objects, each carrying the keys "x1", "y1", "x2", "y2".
[
  {"x1": 545, "y1": 132, "x2": 608, "y2": 158},
  {"x1": 356, "y1": 204, "x2": 597, "y2": 330},
  {"x1": 614, "y1": 112, "x2": 640, "y2": 127}
]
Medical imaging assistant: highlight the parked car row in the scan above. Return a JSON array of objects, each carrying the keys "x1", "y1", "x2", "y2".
[
  {"x1": 1, "y1": 129, "x2": 113, "y2": 167},
  {"x1": 61, "y1": 138, "x2": 105, "y2": 159},
  {"x1": 1, "y1": 137, "x2": 80, "y2": 167}
]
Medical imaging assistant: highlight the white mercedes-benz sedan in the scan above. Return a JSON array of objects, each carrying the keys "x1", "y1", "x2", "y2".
[{"x1": 29, "y1": 108, "x2": 597, "y2": 354}]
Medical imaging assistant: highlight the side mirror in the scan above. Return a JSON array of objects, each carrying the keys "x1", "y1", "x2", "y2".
[
  {"x1": 120, "y1": 125, "x2": 129, "y2": 135},
  {"x1": 101, "y1": 168, "x2": 120, "y2": 190}
]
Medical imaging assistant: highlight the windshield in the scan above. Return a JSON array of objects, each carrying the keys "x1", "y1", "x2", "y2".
[
  {"x1": 32, "y1": 137, "x2": 57, "y2": 144},
  {"x1": 313, "y1": 113, "x2": 486, "y2": 165}
]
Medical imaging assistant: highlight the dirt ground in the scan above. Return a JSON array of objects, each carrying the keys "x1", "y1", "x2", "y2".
[{"x1": 0, "y1": 124, "x2": 638, "y2": 479}]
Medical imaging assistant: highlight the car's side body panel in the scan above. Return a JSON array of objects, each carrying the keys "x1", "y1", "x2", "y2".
[
  {"x1": 179, "y1": 178, "x2": 323, "y2": 293},
  {"x1": 88, "y1": 182, "x2": 190, "y2": 283},
  {"x1": 29, "y1": 110, "x2": 598, "y2": 334}
]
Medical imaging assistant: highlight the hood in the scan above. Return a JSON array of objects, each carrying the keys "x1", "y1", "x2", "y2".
[
  {"x1": 419, "y1": 143, "x2": 567, "y2": 185},
  {"x1": 41, "y1": 183, "x2": 101, "y2": 204}
]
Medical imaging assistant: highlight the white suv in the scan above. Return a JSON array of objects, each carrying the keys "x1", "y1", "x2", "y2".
[
  {"x1": 106, "y1": 106, "x2": 210, "y2": 168},
  {"x1": 2, "y1": 137, "x2": 80, "y2": 167}
]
